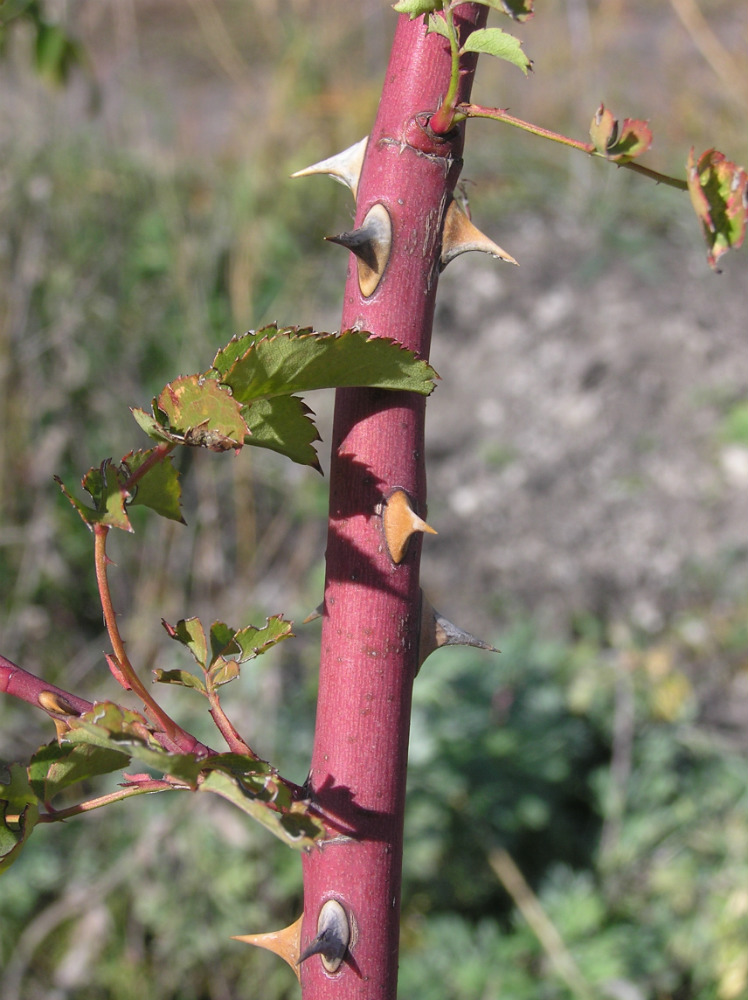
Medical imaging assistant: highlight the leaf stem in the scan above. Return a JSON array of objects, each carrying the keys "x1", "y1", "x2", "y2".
[
  {"x1": 123, "y1": 441, "x2": 175, "y2": 493},
  {"x1": 36, "y1": 777, "x2": 180, "y2": 822},
  {"x1": 207, "y1": 694, "x2": 259, "y2": 758},
  {"x1": 458, "y1": 103, "x2": 688, "y2": 191},
  {"x1": 430, "y1": 4, "x2": 461, "y2": 135},
  {"x1": 93, "y1": 524, "x2": 207, "y2": 755}
]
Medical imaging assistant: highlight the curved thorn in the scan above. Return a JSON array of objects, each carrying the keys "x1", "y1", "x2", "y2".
[
  {"x1": 298, "y1": 899, "x2": 350, "y2": 974},
  {"x1": 233, "y1": 914, "x2": 304, "y2": 981},
  {"x1": 383, "y1": 489, "x2": 437, "y2": 565},
  {"x1": 418, "y1": 591, "x2": 498, "y2": 672},
  {"x1": 291, "y1": 137, "x2": 369, "y2": 198},
  {"x1": 440, "y1": 197, "x2": 518, "y2": 270},
  {"x1": 326, "y1": 202, "x2": 392, "y2": 297}
]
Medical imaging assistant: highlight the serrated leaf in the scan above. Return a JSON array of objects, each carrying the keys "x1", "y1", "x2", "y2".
[
  {"x1": 392, "y1": 0, "x2": 440, "y2": 17},
  {"x1": 460, "y1": 27, "x2": 531, "y2": 75},
  {"x1": 590, "y1": 104, "x2": 652, "y2": 163},
  {"x1": 131, "y1": 405, "x2": 175, "y2": 444},
  {"x1": 123, "y1": 450, "x2": 185, "y2": 523},
  {"x1": 474, "y1": 0, "x2": 534, "y2": 21},
  {"x1": 211, "y1": 327, "x2": 312, "y2": 378},
  {"x1": 56, "y1": 460, "x2": 132, "y2": 532},
  {"x1": 687, "y1": 147, "x2": 748, "y2": 270},
  {"x1": 0, "y1": 764, "x2": 40, "y2": 874},
  {"x1": 233, "y1": 616, "x2": 294, "y2": 662},
  {"x1": 162, "y1": 617, "x2": 209, "y2": 669},
  {"x1": 153, "y1": 375, "x2": 248, "y2": 452},
  {"x1": 209, "y1": 621, "x2": 240, "y2": 665},
  {"x1": 65, "y1": 703, "x2": 204, "y2": 785},
  {"x1": 242, "y1": 396, "x2": 322, "y2": 470},
  {"x1": 207, "y1": 659, "x2": 240, "y2": 688},
  {"x1": 153, "y1": 668, "x2": 207, "y2": 693},
  {"x1": 198, "y1": 769, "x2": 325, "y2": 849},
  {"x1": 426, "y1": 12, "x2": 450, "y2": 39},
  {"x1": 222, "y1": 328, "x2": 437, "y2": 403},
  {"x1": 28, "y1": 741, "x2": 130, "y2": 803}
]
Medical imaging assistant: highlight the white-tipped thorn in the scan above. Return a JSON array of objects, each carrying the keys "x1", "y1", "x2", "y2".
[
  {"x1": 440, "y1": 197, "x2": 518, "y2": 270},
  {"x1": 233, "y1": 914, "x2": 304, "y2": 981},
  {"x1": 418, "y1": 591, "x2": 498, "y2": 672},
  {"x1": 291, "y1": 137, "x2": 369, "y2": 199},
  {"x1": 303, "y1": 602, "x2": 324, "y2": 624},
  {"x1": 326, "y1": 202, "x2": 392, "y2": 297},
  {"x1": 382, "y1": 489, "x2": 437, "y2": 565}
]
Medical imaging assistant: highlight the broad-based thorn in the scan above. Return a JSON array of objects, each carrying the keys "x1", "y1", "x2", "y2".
[
  {"x1": 326, "y1": 202, "x2": 392, "y2": 297},
  {"x1": 383, "y1": 488, "x2": 437, "y2": 565},
  {"x1": 233, "y1": 914, "x2": 304, "y2": 981},
  {"x1": 291, "y1": 136, "x2": 368, "y2": 199},
  {"x1": 418, "y1": 590, "x2": 498, "y2": 672},
  {"x1": 298, "y1": 899, "x2": 351, "y2": 974},
  {"x1": 440, "y1": 197, "x2": 518, "y2": 270}
]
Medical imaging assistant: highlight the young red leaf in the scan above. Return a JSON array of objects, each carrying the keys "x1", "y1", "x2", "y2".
[
  {"x1": 687, "y1": 147, "x2": 748, "y2": 270},
  {"x1": 590, "y1": 104, "x2": 652, "y2": 163}
]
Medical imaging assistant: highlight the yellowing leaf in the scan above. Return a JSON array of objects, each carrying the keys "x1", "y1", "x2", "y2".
[
  {"x1": 590, "y1": 104, "x2": 652, "y2": 163},
  {"x1": 687, "y1": 147, "x2": 748, "y2": 270}
]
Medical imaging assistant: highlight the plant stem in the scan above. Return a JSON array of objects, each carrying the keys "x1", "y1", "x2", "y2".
[
  {"x1": 34, "y1": 778, "x2": 179, "y2": 822},
  {"x1": 459, "y1": 103, "x2": 689, "y2": 191},
  {"x1": 93, "y1": 524, "x2": 207, "y2": 756},
  {"x1": 300, "y1": 7, "x2": 486, "y2": 999}
]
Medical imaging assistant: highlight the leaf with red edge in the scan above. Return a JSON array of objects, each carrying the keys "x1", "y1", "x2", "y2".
[
  {"x1": 155, "y1": 376, "x2": 248, "y2": 451},
  {"x1": 590, "y1": 104, "x2": 652, "y2": 163},
  {"x1": 687, "y1": 147, "x2": 748, "y2": 270}
]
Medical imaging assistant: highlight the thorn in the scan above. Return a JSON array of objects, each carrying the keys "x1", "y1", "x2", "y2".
[
  {"x1": 298, "y1": 899, "x2": 350, "y2": 974},
  {"x1": 417, "y1": 591, "x2": 498, "y2": 672},
  {"x1": 291, "y1": 136, "x2": 368, "y2": 198},
  {"x1": 233, "y1": 914, "x2": 304, "y2": 981},
  {"x1": 326, "y1": 202, "x2": 392, "y2": 297},
  {"x1": 37, "y1": 690, "x2": 82, "y2": 717},
  {"x1": 382, "y1": 489, "x2": 437, "y2": 565},
  {"x1": 440, "y1": 197, "x2": 518, "y2": 270},
  {"x1": 302, "y1": 602, "x2": 324, "y2": 624}
]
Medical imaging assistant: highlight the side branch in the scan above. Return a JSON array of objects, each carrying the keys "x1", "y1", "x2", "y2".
[
  {"x1": 458, "y1": 103, "x2": 689, "y2": 191},
  {"x1": 93, "y1": 524, "x2": 208, "y2": 756}
]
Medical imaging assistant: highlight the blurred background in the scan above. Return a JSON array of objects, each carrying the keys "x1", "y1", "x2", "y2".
[{"x1": 1, "y1": 2, "x2": 746, "y2": 998}]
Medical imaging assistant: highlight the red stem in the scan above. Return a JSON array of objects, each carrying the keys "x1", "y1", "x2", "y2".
[
  {"x1": 0, "y1": 653, "x2": 93, "y2": 715},
  {"x1": 300, "y1": 8, "x2": 486, "y2": 998}
]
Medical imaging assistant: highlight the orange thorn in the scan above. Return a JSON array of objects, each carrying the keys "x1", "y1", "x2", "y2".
[
  {"x1": 233, "y1": 914, "x2": 304, "y2": 981},
  {"x1": 440, "y1": 197, "x2": 518, "y2": 270},
  {"x1": 383, "y1": 489, "x2": 437, "y2": 565}
]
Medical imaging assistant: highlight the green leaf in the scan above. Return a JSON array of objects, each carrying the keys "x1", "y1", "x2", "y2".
[
  {"x1": 153, "y1": 668, "x2": 207, "y2": 693},
  {"x1": 28, "y1": 741, "x2": 130, "y2": 803},
  {"x1": 131, "y1": 405, "x2": 174, "y2": 444},
  {"x1": 0, "y1": 0, "x2": 36, "y2": 25},
  {"x1": 162, "y1": 617, "x2": 209, "y2": 669},
  {"x1": 207, "y1": 659, "x2": 240, "y2": 689},
  {"x1": 392, "y1": 0, "x2": 441, "y2": 17},
  {"x1": 210, "y1": 327, "x2": 308, "y2": 378},
  {"x1": 460, "y1": 27, "x2": 531, "y2": 75},
  {"x1": 198, "y1": 769, "x2": 325, "y2": 849},
  {"x1": 65, "y1": 703, "x2": 204, "y2": 786},
  {"x1": 152, "y1": 375, "x2": 248, "y2": 452},
  {"x1": 233, "y1": 616, "x2": 295, "y2": 662},
  {"x1": 55, "y1": 460, "x2": 132, "y2": 532},
  {"x1": 426, "y1": 12, "x2": 450, "y2": 39},
  {"x1": 687, "y1": 147, "x2": 748, "y2": 270},
  {"x1": 590, "y1": 104, "x2": 652, "y2": 163},
  {"x1": 209, "y1": 621, "x2": 240, "y2": 665},
  {"x1": 474, "y1": 0, "x2": 534, "y2": 21},
  {"x1": 0, "y1": 764, "x2": 40, "y2": 874},
  {"x1": 241, "y1": 396, "x2": 322, "y2": 471},
  {"x1": 123, "y1": 450, "x2": 185, "y2": 523},
  {"x1": 221, "y1": 327, "x2": 437, "y2": 403}
]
